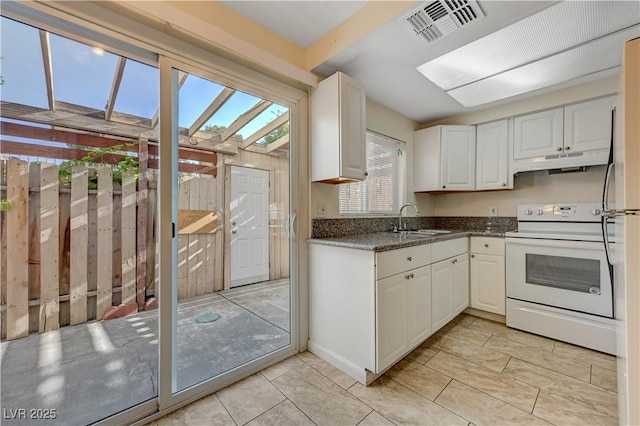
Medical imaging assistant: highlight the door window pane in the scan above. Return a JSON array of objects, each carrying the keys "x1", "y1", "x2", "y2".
[{"x1": 0, "y1": 19, "x2": 159, "y2": 425}]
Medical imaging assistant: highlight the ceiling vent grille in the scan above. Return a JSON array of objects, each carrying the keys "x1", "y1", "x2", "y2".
[{"x1": 404, "y1": 0, "x2": 485, "y2": 44}]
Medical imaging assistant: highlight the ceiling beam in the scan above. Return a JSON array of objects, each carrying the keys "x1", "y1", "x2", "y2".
[
  {"x1": 151, "y1": 70, "x2": 188, "y2": 128},
  {"x1": 105, "y1": 57, "x2": 127, "y2": 121},
  {"x1": 39, "y1": 30, "x2": 55, "y2": 110},
  {"x1": 265, "y1": 134, "x2": 289, "y2": 153},
  {"x1": 240, "y1": 110, "x2": 289, "y2": 149},
  {"x1": 221, "y1": 99, "x2": 272, "y2": 142},
  {"x1": 188, "y1": 87, "x2": 235, "y2": 136},
  {"x1": 305, "y1": 1, "x2": 418, "y2": 71}
]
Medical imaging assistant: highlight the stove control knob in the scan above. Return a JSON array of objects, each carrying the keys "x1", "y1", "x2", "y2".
[
  {"x1": 524, "y1": 209, "x2": 533, "y2": 215},
  {"x1": 535, "y1": 209, "x2": 544, "y2": 215},
  {"x1": 590, "y1": 208, "x2": 602, "y2": 215}
]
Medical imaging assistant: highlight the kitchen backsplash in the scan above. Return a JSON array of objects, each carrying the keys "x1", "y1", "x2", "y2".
[{"x1": 311, "y1": 216, "x2": 517, "y2": 238}]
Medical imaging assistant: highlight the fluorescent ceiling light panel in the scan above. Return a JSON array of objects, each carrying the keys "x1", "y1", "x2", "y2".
[{"x1": 417, "y1": 1, "x2": 640, "y2": 106}]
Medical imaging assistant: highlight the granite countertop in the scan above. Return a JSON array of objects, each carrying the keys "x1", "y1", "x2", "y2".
[{"x1": 307, "y1": 229, "x2": 506, "y2": 252}]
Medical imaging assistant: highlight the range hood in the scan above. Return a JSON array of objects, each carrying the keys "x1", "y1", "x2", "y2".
[{"x1": 513, "y1": 149, "x2": 609, "y2": 173}]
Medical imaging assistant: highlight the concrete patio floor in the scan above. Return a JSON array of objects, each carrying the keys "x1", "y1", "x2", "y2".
[{"x1": 0, "y1": 279, "x2": 290, "y2": 426}]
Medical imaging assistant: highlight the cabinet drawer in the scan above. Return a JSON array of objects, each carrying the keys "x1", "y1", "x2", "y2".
[
  {"x1": 376, "y1": 245, "x2": 431, "y2": 280},
  {"x1": 470, "y1": 237, "x2": 505, "y2": 256},
  {"x1": 431, "y1": 238, "x2": 468, "y2": 263}
]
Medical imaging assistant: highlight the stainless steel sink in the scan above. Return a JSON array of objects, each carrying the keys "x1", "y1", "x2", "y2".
[
  {"x1": 415, "y1": 229, "x2": 452, "y2": 234},
  {"x1": 381, "y1": 231, "x2": 433, "y2": 239}
]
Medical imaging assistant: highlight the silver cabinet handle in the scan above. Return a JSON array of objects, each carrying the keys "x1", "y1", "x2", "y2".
[
  {"x1": 484, "y1": 243, "x2": 489, "y2": 247},
  {"x1": 407, "y1": 256, "x2": 412, "y2": 261},
  {"x1": 471, "y1": 254, "x2": 475, "y2": 258},
  {"x1": 452, "y1": 258, "x2": 457, "y2": 264},
  {"x1": 557, "y1": 147, "x2": 562, "y2": 151},
  {"x1": 231, "y1": 220, "x2": 236, "y2": 226},
  {"x1": 565, "y1": 146, "x2": 571, "y2": 151},
  {"x1": 502, "y1": 183, "x2": 506, "y2": 187},
  {"x1": 405, "y1": 273, "x2": 414, "y2": 280},
  {"x1": 231, "y1": 229, "x2": 237, "y2": 234}
]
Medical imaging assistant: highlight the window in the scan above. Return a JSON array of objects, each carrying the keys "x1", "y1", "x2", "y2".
[{"x1": 339, "y1": 131, "x2": 406, "y2": 214}]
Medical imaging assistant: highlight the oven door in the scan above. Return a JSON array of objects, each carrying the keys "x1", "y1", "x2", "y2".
[{"x1": 506, "y1": 237, "x2": 613, "y2": 318}]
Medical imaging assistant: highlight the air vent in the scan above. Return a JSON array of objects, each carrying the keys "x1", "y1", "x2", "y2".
[{"x1": 403, "y1": 0, "x2": 485, "y2": 44}]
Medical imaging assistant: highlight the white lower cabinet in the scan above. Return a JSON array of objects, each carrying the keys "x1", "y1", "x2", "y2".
[
  {"x1": 376, "y1": 265, "x2": 431, "y2": 372},
  {"x1": 308, "y1": 236, "x2": 468, "y2": 385},
  {"x1": 432, "y1": 253, "x2": 469, "y2": 333},
  {"x1": 470, "y1": 237, "x2": 505, "y2": 315}
]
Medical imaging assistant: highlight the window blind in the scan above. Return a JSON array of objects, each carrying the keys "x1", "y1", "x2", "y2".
[{"x1": 339, "y1": 131, "x2": 406, "y2": 214}]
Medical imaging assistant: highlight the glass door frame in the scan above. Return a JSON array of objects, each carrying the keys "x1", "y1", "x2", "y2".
[
  {"x1": 157, "y1": 54, "x2": 303, "y2": 414},
  {"x1": 1, "y1": 2, "x2": 309, "y2": 423}
]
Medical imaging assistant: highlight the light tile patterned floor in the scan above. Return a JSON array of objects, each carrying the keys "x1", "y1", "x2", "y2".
[{"x1": 150, "y1": 314, "x2": 618, "y2": 426}]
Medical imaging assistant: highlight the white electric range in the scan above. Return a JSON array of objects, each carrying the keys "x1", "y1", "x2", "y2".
[{"x1": 505, "y1": 203, "x2": 616, "y2": 355}]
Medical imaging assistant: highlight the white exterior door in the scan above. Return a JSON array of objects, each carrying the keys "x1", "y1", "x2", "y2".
[{"x1": 230, "y1": 166, "x2": 270, "y2": 287}]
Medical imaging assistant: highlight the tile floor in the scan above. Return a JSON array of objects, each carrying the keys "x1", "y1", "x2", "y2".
[{"x1": 149, "y1": 313, "x2": 618, "y2": 426}]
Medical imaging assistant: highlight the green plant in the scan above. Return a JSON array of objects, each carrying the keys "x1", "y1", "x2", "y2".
[
  {"x1": 0, "y1": 200, "x2": 12, "y2": 212},
  {"x1": 59, "y1": 143, "x2": 139, "y2": 189}
]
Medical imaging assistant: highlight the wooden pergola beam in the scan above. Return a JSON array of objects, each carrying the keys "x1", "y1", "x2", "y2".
[
  {"x1": 188, "y1": 87, "x2": 235, "y2": 136},
  {"x1": 221, "y1": 99, "x2": 272, "y2": 142},
  {"x1": 105, "y1": 57, "x2": 127, "y2": 121},
  {"x1": 240, "y1": 110, "x2": 289, "y2": 149},
  {"x1": 39, "y1": 30, "x2": 55, "y2": 110},
  {"x1": 266, "y1": 134, "x2": 290, "y2": 153}
]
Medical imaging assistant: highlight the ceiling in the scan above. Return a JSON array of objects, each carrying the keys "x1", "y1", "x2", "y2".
[{"x1": 219, "y1": 1, "x2": 640, "y2": 124}]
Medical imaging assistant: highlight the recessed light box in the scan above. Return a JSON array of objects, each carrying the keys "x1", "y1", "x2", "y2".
[{"x1": 415, "y1": 1, "x2": 640, "y2": 106}]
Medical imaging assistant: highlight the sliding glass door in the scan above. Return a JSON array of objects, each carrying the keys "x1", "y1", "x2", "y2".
[
  {"x1": 0, "y1": 16, "x2": 160, "y2": 425},
  {"x1": 1, "y1": 8, "x2": 302, "y2": 424},
  {"x1": 157, "y1": 57, "x2": 297, "y2": 409}
]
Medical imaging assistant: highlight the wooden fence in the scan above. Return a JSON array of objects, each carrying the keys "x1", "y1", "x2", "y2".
[{"x1": 0, "y1": 159, "x2": 224, "y2": 341}]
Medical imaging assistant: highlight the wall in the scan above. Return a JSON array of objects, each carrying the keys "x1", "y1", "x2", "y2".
[
  {"x1": 433, "y1": 166, "x2": 607, "y2": 217},
  {"x1": 310, "y1": 98, "x2": 427, "y2": 218},
  {"x1": 416, "y1": 75, "x2": 618, "y2": 217}
]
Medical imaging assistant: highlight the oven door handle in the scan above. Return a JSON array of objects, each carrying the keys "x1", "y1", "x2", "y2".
[{"x1": 505, "y1": 237, "x2": 603, "y2": 250}]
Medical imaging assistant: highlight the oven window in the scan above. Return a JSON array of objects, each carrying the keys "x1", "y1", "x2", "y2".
[{"x1": 525, "y1": 254, "x2": 601, "y2": 293}]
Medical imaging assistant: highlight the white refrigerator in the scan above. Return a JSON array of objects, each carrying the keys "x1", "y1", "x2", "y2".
[{"x1": 603, "y1": 36, "x2": 640, "y2": 425}]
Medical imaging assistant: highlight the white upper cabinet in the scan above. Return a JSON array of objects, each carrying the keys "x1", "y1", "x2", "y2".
[
  {"x1": 564, "y1": 96, "x2": 615, "y2": 153},
  {"x1": 513, "y1": 108, "x2": 564, "y2": 159},
  {"x1": 476, "y1": 119, "x2": 513, "y2": 190},
  {"x1": 414, "y1": 125, "x2": 476, "y2": 191},
  {"x1": 311, "y1": 72, "x2": 366, "y2": 183},
  {"x1": 513, "y1": 96, "x2": 615, "y2": 164}
]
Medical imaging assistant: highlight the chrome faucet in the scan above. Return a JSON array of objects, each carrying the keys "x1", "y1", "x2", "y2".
[{"x1": 397, "y1": 203, "x2": 419, "y2": 232}]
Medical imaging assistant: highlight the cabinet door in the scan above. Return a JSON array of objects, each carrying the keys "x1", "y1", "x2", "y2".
[
  {"x1": 407, "y1": 266, "x2": 432, "y2": 348},
  {"x1": 513, "y1": 108, "x2": 563, "y2": 159},
  {"x1": 441, "y1": 126, "x2": 476, "y2": 190},
  {"x1": 431, "y1": 259, "x2": 453, "y2": 333},
  {"x1": 476, "y1": 120, "x2": 511, "y2": 190},
  {"x1": 470, "y1": 253, "x2": 505, "y2": 315},
  {"x1": 564, "y1": 96, "x2": 615, "y2": 154},
  {"x1": 376, "y1": 273, "x2": 407, "y2": 372},
  {"x1": 339, "y1": 73, "x2": 367, "y2": 180},
  {"x1": 453, "y1": 254, "x2": 469, "y2": 316}
]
